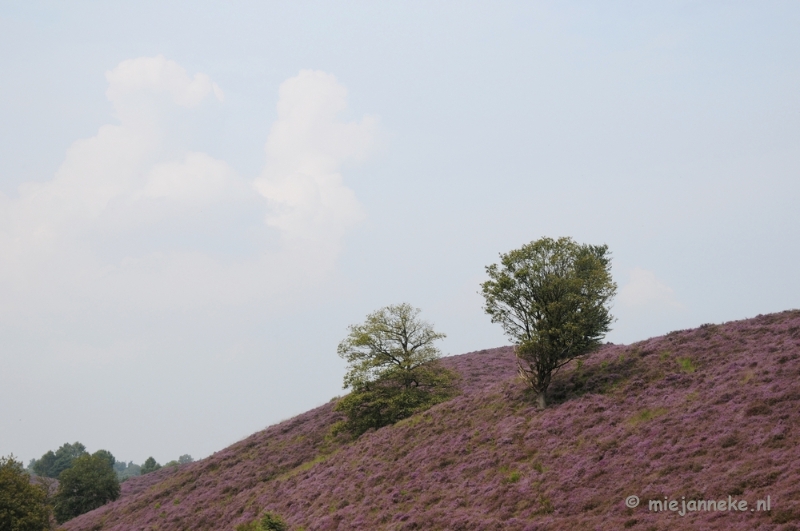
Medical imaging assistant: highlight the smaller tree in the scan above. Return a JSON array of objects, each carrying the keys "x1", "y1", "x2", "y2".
[
  {"x1": 140, "y1": 457, "x2": 161, "y2": 475},
  {"x1": 0, "y1": 455, "x2": 52, "y2": 531},
  {"x1": 481, "y1": 237, "x2": 616, "y2": 408},
  {"x1": 53, "y1": 454, "x2": 120, "y2": 523},
  {"x1": 335, "y1": 303, "x2": 456, "y2": 435}
]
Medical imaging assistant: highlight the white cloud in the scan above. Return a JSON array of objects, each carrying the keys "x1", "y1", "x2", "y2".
[
  {"x1": 0, "y1": 59, "x2": 377, "y2": 322},
  {"x1": 617, "y1": 267, "x2": 683, "y2": 309},
  {"x1": 106, "y1": 55, "x2": 224, "y2": 108},
  {"x1": 254, "y1": 70, "x2": 378, "y2": 247}
]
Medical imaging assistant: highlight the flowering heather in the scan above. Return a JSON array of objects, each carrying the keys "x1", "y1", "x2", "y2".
[{"x1": 63, "y1": 311, "x2": 800, "y2": 530}]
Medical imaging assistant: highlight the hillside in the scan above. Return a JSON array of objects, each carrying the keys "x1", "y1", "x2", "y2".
[{"x1": 63, "y1": 311, "x2": 800, "y2": 530}]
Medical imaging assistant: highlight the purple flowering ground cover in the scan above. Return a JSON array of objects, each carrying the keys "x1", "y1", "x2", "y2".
[{"x1": 63, "y1": 311, "x2": 800, "y2": 530}]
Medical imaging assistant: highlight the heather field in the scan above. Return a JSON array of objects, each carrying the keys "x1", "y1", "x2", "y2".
[{"x1": 63, "y1": 311, "x2": 800, "y2": 531}]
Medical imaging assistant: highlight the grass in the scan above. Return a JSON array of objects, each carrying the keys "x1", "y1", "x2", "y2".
[
  {"x1": 627, "y1": 407, "x2": 669, "y2": 426},
  {"x1": 677, "y1": 357, "x2": 696, "y2": 373}
]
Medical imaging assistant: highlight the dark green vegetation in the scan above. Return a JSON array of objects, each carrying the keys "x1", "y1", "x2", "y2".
[
  {"x1": 482, "y1": 237, "x2": 616, "y2": 407},
  {"x1": 17, "y1": 443, "x2": 193, "y2": 525},
  {"x1": 164, "y1": 455, "x2": 194, "y2": 468},
  {"x1": 334, "y1": 303, "x2": 457, "y2": 436},
  {"x1": 140, "y1": 457, "x2": 162, "y2": 475},
  {"x1": 30, "y1": 442, "x2": 87, "y2": 479},
  {"x1": 53, "y1": 454, "x2": 120, "y2": 524},
  {"x1": 29, "y1": 445, "x2": 191, "y2": 483},
  {"x1": 0, "y1": 456, "x2": 52, "y2": 531},
  {"x1": 112, "y1": 460, "x2": 141, "y2": 480},
  {"x1": 235, "y1": 511, "x2": 288, "y2": 531}
]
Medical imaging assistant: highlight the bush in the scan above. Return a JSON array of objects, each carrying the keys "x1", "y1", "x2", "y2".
[
  {"x1": 235, "y1": 511, "x2": 288, "y2": 531},
  {"x1": 334, "y1": 368, "x2": 455, "y2": 436}
]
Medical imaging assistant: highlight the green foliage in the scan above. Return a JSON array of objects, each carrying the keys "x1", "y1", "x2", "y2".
[
  {"x1": 112, "y1": 461, "x2": 141, "y2": 480},
  {"x1": 53, "y1": 454, "x2": 120, "y2": 523},
  {"x1": 235, "y1": 511, "x2": 288, "y2": 531},
  {"x1": 30, "y1": 442, "x2": 87, "y2": 479},
  {"x1": 0, "y1": 455, "x2": 52, "y2": 531},
  {"x1": 627, "y1": 407, "x2": 668, "y2": 426},
  {"x1": 335, "y1": 303, "x2": 456, "y2": 435},
  {"x1": 481, "y1": 237, "x2": 616, "y2": 407},
  {"x1": 260, "y1": 511, "x2": 288, "y2": 531},
  {"x1": 677, "y1": 357, "x2": 696, "y2": 373},
  {"x1": 163, "y1": 454, "x2": 193, "y2": 469},
  {"x1": 140, "y1": 457, "x2": 161, "y2": 475},
  {"x1": 334, "y1": 369, "x2": 455, "y2": 436},
  {"x1": 338, "y1": 303, "x2": 447, "y2": 390},
  {"x1": 91, "y1": 450, "x2": 115, "y2": 469}
]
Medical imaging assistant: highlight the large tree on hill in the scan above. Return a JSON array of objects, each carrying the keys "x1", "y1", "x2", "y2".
[
  {"x1": 481, "y1": 237, "x2": 616, "y2": 408},
  {"x1": 0, "y1": 455, "x2": 53, "y2": 531},
  {"x1": 53, "y1": 454, "x2": 119, "y2": 523},
  {"x1": 335, "y1": 303, "x2": 456, "y2": 435}
]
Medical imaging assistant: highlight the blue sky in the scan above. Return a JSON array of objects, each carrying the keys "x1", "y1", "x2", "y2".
[{"x1": 1, "y1": 1, "x2": 798, "y2": 465}]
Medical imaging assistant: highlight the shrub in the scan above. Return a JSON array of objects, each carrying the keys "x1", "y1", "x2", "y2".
[{"x1": 235, "y1": 511, "x2": 288, "y2": 531}]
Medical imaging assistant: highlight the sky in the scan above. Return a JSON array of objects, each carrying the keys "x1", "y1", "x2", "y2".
[{"x1": 1, "y1": 1, "x2": 798, "y2": 466}]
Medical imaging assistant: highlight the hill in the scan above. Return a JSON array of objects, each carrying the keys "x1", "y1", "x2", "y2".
[{"x1": 63, "y1": 311, "x2": 800, "y2": 530}]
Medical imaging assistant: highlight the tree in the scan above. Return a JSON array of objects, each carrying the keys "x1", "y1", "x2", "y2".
[
  {"x1": 112, "y1": 461, "x2": 141, "y2": 481},
  {"x1": 481, "y1": 237, "x2": 616, "y2": 408},
  {"x1": 91, "y1": 450, "x2": 115, "y2": 469},
  {"x1": 0, "y1": 455, "x2": 52, "y2": 531},
  {"x1": 335, "y1": 303, "x2": 456, "y2": 435},
  {"x1": 140, "y1": 457, "x2": 161, "y2": 475},
  {"x1": 31, "y1": 442, "x2": 87, "y2": 479},
  {"x1": 53, "y1": 454, "x2": 120, "y2": 523}
]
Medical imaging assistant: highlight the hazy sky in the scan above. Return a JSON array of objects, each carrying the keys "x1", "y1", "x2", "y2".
[{"x1": 2, "y1": 1, "x2": 798, "y2": 466}]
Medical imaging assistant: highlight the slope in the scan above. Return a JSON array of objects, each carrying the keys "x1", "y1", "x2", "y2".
[{"x1": 63, "y1": 310, "x2": 800, "y2": 530}]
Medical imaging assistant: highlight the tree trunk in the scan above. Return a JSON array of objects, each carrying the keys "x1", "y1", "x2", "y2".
[{"x1": 535, "y1": 391, "x2": 547, "y2": 409}]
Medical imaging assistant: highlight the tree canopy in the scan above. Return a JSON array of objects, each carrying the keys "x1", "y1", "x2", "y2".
[
  {"x1": 140, "y1": 457, "x2": 161, "y2": 475},
  {"x1": 91, "y1": 450, "x2": 115, "y2": 469},
  {"x1": 335, "y1": 303, "x2": 456, "y2": 435},
  {"x1": 30, "y1": 442, "x2": 87, "y2": 479},
  {"x1": 481, "y1": 237, "x2": 616, "y2": 407},
  {"x1": 0, "y1": 455, "x2": 52, "y2": 531},
  {"x1": 53, "y1": 454, "x2": 120, "y2": 523}
]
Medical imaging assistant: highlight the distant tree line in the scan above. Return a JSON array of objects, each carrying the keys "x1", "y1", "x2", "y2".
[
  {"x1": 28, "y1": 444, "x2": 193, "y2": 482},
  {"x1": 5, "y1": 442, "x2": 196, "y2": 527}
]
